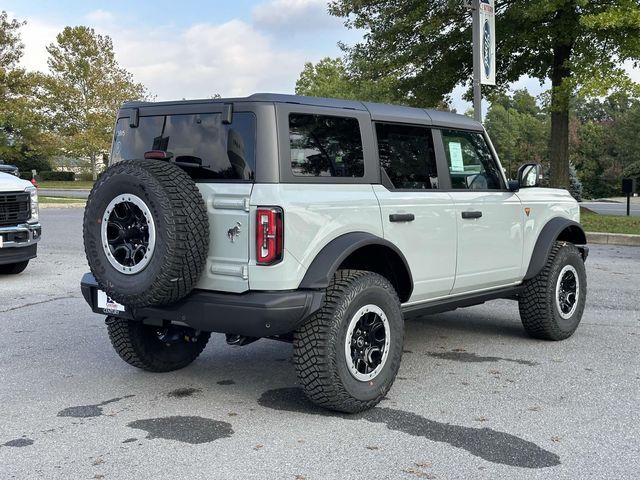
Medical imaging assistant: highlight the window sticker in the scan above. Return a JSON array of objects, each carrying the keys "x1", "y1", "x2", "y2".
[{"x1": 448, "y1": 142, "x2": 465, "y2": 172}]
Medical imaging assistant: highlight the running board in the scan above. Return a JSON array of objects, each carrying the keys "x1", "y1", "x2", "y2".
[{"x1": 402, "y1": 285, "x2": 522, "y2": 317}]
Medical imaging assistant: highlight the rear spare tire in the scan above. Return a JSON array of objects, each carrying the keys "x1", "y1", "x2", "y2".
[{"x1": 83, "y1": 160, "x2": 208, "y2": 307}]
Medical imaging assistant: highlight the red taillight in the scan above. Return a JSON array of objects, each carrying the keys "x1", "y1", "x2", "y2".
[
  {"x1": 144, "y1": 150, "x2": 173, "y2": 160},
  {"x1": 256, "y1": 207, "x2": 283, "y2": 265}
]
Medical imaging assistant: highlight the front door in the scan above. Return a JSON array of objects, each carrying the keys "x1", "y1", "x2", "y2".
[{"x1": 438, "y1": 128, "x2": 524, "y2": 293}]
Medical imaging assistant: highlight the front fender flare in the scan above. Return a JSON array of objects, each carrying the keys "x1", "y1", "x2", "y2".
[{"x1": 524, "y1": 218, "x2": 587, "y2": 281}]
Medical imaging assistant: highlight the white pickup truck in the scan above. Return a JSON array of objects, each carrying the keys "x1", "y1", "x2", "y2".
[{"x1": 0, "y1": 172, "x2": 41, "y2": 274}]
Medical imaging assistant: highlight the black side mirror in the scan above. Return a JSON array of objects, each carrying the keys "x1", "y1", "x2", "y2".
[{"x1": 517, "y1": 163, "x2": 542, "y2": 188}]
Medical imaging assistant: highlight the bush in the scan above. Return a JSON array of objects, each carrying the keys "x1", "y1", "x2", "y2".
[
  {"x1": 541, "y1": 163, "x2": 583, "y2": 201},
  {"x1": 39, "y1": 171, "x2": 76, "y2": 181},
  {"x1": 568, "y1": 163, "x2": 583, "y2": 202},
  {"x1": 12, "y1": 157, "x2": 51, "y2": 175}
]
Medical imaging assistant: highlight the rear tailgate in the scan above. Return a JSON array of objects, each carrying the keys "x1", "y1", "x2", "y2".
[{"x1": 195, "y1": 183, "x2": 253, "y2": 293}]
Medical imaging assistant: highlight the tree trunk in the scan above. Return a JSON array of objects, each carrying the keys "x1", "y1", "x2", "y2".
[{"x1": 548, "y1": 3, "x2": 579, "y2": 190}]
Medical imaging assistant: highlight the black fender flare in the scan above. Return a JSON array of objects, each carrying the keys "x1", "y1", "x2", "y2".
[
  {"x1": 524, "y1": 218, "x2": 587, "y2": 281},
  {"x1": 299, "y1": 232, "x2": 414, "y2": 301}
]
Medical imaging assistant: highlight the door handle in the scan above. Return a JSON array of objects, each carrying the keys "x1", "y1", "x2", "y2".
[
  {"x1": 389, "y1": 213, "x2": 415, "y2": 223},
  {"x1": 461, "y1": 211, "x2": 483, "y2": 219}
]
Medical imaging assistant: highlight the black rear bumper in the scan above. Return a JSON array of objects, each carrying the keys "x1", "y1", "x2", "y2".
[{"x1": 80, "y1": 273, "x2": 324, "y2": 337}]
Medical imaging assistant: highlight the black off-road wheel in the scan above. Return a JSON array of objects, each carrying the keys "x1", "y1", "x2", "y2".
[
  {"x1": 83, "y1": 160, "x2": 209, "y2": 307},
  {"x1": 106, "y1": 317, "x2": 211, "y2": 372},
  {"x1": 293, "y1": 270, "x2": 404, "y2": 413},
  {"x1": 519, "y1": 242, "x2": 587, "y2": 340},
  {"x1": 0, "y1": 260, "x2": 29, "y2": 274}
]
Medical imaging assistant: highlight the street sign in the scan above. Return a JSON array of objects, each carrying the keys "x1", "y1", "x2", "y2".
[{"x1": 477, "y1": 0, "x2": 496, "y2": 85}]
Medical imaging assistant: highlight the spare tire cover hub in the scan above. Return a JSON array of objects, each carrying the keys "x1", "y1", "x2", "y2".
[{"x1": 101, "y1": 194, "x2": 156, "y2": 275}]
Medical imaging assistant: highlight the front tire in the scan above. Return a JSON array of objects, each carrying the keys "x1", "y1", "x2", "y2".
[
  {"x1": 107, "y1": 317, "x2": 210, "y2": 372},
  {"x1": 293, "y1": 270, "x2": 404, "y2": 413},
  {"x1": 519, "y1": 242, "x2": 587, "y2": 340},
  {"x1": 0, "y1": 260, "x2": 29, "y2": 274}
]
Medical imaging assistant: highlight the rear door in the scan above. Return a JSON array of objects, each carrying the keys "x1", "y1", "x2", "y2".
[
  {"x1": 111, "y1": 106, "x2": 257, "y2": 293},
  {"x1": 437, "y1": 128, "x2": 524, "y2": 293},
  {"x1": 373, "y1": 123, "x2": 457, "y2": 302}
]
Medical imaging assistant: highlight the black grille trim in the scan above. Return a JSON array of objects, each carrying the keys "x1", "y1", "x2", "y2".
[{"x1": 0, "y1": 192, "x2": 31, "y2": 226}]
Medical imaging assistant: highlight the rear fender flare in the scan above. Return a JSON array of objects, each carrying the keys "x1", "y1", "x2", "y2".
[{"x1": 299, "y1": 232, "x2": 413, "y2": 302}]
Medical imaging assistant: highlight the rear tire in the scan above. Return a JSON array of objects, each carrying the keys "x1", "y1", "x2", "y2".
[
  {"x1": 519, "y1": 242, "x2": 587, "y2": 340},
  {"x1": 107, "y1": 317, "x2": 210, "y2": 372},
  {"x1": 0, "y1": 260, "x2": 29, "y2": 274},
  {"x1": 293, "y1": 270, "x2": 404, "y2": 413}
]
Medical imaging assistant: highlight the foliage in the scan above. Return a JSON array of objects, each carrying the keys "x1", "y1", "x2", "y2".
[
  {"x1": 39, "y1": 170, "x2": 75, "y2": 181},
  {"x1": 570, "y1": 94, "x2": 640, "y2": 198},
  {"x1": 40, "y1": 26, "x2": 146, "y2": 179},
  {"x1": 295, "y1": 57, "x2": 397, "y2": 103},
  {"x1": 484, "y1": 90, "x2": 548, "y2": 179},
  {"x1": 329, "y1": 0, "x2": 640, "y2": 188},
  {"x1": 623, "y1": 161, "x2": 640, "y2": 187},
  {"x1": 0, "y1": 12, "x2": 57, "y2": 165},
  {"x1": 11, "y1": 155, "x2": 51, "y2": 174},
  {"x1": 568, "y1": 163, "x2": 583, "y2": 202}
]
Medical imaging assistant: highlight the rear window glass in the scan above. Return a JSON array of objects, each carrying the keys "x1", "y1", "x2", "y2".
[
  {"x1": 289, "y1": 113, "x2": 364, "y2": 177},
  {"x1": 111, "y1": 112, "x2": 256, "y2": 181}
]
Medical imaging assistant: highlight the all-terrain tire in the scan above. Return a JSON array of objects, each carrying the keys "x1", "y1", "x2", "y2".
[
  {"x1": 293, "y1": 270, "x2": 404, "y2": 413},
  {"x1": 83, "y1": 160, "x2": 209, "y2": 307},
  {"x1": 0, "y1": 260, "x2": 29, "y2": 274},
  {"x1": 106, "y1": 317, "x2": 210, "y2": 372},
  {"x1": 519, "y1": 241, "x2": 587, "y2": 340}
]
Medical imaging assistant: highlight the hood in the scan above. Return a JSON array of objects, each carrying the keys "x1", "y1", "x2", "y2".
[{"x1": 0, "y1": 172, "x2": 31, "y2": 191}]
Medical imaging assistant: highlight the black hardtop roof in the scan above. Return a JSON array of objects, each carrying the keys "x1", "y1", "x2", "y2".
[{"x1": 123, "y1": 93, "x2": 482, "y2": 131}]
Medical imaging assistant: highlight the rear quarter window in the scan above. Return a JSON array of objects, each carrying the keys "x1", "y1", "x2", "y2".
[
  {"x1": 288, "y1": 113, "x2": 364, "y2": 178},
  {"x1": 111, "y1": 112, "x2": 256, "y2": 181}
]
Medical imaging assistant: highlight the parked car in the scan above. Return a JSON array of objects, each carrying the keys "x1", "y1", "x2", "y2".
[
  {"x1": 0, "y1": 161, "x2": 20, "y2": 177},
  {"x1": 81, "y1": 94, "x2": 588, "y2": 412},
  {"x1": 0, "y1": 172, "x2": 41, "y2": 274}
]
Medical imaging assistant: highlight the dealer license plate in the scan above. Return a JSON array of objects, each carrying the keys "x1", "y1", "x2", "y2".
[{"x1": 97, "y1": 290, "x2": 126, "y2": 313}]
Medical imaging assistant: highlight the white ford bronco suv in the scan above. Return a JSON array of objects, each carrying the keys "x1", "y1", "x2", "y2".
[
  {"x1": 0, "y1": 172, "x2": 41, "y2": 274},
  {"x1": 81, "y1": 94, "x2": 588, "y2": 412}
]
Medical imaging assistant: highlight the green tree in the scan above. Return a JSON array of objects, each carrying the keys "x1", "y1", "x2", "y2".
[
  {"x1": 484, "y1": 90, "x2": 549, "y2": 178},
  {"x1": 42, "y1": 26, "x2": 146, "y2": 179},
  {"x1": 0, "y1": 11, "x2": 55, "y2": 167},
  {"x1": 329, "y1": 0, "x2": 640, "y2": 188},
  {"x1": 570, "y1": 94, "x2": 639, "y2": 198},
  {"x1": 295, "y1": 57, "x2": 398, "y2": 103}
]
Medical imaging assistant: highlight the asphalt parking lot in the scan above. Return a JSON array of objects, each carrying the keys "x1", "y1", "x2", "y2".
[{"x1": 1, "y1": 207, "x2": 638, "y2": 480}]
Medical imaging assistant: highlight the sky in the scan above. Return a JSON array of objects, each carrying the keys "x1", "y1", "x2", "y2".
[{"x1": 4, "y1": 1, "x2": 638, "y2": 114}]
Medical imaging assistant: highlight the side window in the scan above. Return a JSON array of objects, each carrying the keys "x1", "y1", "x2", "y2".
[
  {"x1": 376, "y1": 123, "x2": 438, "y2": 189},
  {"x1": 289, "y1": 113, "x2": 364, "y2": 177},
  {"x1": 441, "y1": 129, "x2": 503, "y2": 190}
]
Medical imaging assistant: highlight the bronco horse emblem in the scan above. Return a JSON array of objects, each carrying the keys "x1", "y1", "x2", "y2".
[{"x1": 227, "y1": 222, "x2": 242, "y2": 243}]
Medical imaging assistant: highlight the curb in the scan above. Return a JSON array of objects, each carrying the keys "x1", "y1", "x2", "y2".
[{"x1": 586, "y1": 232, "x2": 640, "y2": 247}]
